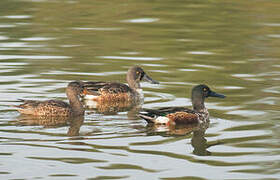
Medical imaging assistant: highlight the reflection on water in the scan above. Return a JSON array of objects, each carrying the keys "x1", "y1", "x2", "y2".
[
  {"x1": 17, "y1": 115, "x2": 71, "y2": 128},
  {"x1": 191, "y1": 125, "x2": 211, "y2": 156},
  {"x1": 84, "y1": 99, "x2": 141, "y2": 115},
  {"x1": 1, "y1": 0, "x2": 280, "y2": 179},
  {"x1": 17, "y1": 115, "x2": 84, "y2": 136},
  {"x1": 147, "y1": 121, "x2": 211, "y2": 156}
]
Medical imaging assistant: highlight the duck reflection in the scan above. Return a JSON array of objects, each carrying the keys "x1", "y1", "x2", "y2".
[
  {"x1": 85, "y1": 99, "x2": 142, "y2": 121},
  {"x1": 191, "y1": 125, "x2": 211, "y2": 156},
  {"x1": 84, "y1": 98, "x2": 142, "y2": 114},
  {"x1": 17, "y1": 115, "x2": 84, "y2": 136},
  {"x1": 66, "y1": 116, "x2": 84, "y2": 136},
  {"x1": 146, "y1": 121, "x2": 211, "y2": 156}
]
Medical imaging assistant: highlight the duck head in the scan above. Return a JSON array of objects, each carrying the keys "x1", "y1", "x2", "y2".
[
  {"x1": 67, "y1": 81, "x2": 84, "y2": 97},
  {"x1": 191, "y1": 84, "x2": 225, "y2": 111},
  {"x1": 127, "y1": 66, "x2": 159, "y2": 89}
]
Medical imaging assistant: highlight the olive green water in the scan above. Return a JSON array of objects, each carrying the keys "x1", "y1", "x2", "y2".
[{"x1": 1, "y1": 0, "x2": 280, "y2": 179}]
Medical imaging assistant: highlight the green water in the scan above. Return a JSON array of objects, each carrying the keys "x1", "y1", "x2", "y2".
[{"x1": 1, "y1": 0, "x2": 280, "y2": 179}]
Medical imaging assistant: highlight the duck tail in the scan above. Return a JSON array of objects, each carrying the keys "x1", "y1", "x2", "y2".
[
  {"x1": 17, "y1": 99, "x2": 25, "y2": 102},
  {"x1": 138, "y1": 114, "x2": 156, "y2": 124},
  {"x1": 7, "y1": 99, "x2": 25, "y2": 108},
  {"x1": 13, "y1": 99, "x2": 37, "y2": 108}
]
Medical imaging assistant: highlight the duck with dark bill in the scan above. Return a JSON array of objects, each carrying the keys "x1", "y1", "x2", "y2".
[{"x1": 139, "y1": 84, "x2": 225, "y2": 125}]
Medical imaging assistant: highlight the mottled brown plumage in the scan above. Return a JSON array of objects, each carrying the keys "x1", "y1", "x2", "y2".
[
  {"x1": 16, "y1": 100, "x2": 72, "y2": 116},
  {"x1": 83, "y1": 84, "x2": 133, "y2": 102},
  {"x1": 81, "y1": 66, "x2": 159, "y2": 102},
  {"x1": 83, "y1": 98, "x2": 138, "y2": 114},
  {"x1": 83, "y1": 82, "x2": 132, "y2": 95},
  {"x1": 167, "y1": 112, "x2": 199, "y2": 125},
  {"x1": 15, "y1": 81, "x2": 84, "y2": 117}
]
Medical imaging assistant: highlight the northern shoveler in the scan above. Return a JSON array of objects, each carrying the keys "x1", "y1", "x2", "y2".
[
  {"x1": 15, "y1": 81, "x2": 85, "y2": 116},
  {"x1": 139, "y1": 84, "x2": 225, "y2": 125},
  {"x1": 81, "y1": 66, "x2": 159, "y2": 102}
]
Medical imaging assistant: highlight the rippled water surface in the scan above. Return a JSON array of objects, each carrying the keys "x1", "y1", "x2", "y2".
[{"x1": 1, "y1": 0, "x2": 280, "y2": 179}]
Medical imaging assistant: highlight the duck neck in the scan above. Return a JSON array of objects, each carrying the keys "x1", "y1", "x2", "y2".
[
  {"x1": 192, "y1": 95, "x2": 206, "y2": 112},
  {"x1": 127, "y1": 74, "x2": 140, "y2": 90},
  {"x1": 66, "y1": 89, "x2": 84, "y2": 116}
]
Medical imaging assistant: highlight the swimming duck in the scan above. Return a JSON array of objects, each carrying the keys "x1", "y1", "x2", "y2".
[
  {"x1": 139, "y1": 84, "x2": 225, "y2": 125},
  {"x1": 15, "y1": 81, "x2": 84, "y2": 116},
  {"x1": 81, "y1": 66, "x2": 159, "y2": 102}
]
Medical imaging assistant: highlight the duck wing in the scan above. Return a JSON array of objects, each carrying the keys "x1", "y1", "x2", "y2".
[
  {"x1": 141, "y1": 106, "x2": 195, "y2": 117},
  {"x1": 82, "y1": 81, "x2": 131, "y2": 96},
  {"x1": 16, "y1": 99, "x2": 70, "y2": 116},
  {"x1": 16, "y1": 99, "x2": 69, "y2": 108}
]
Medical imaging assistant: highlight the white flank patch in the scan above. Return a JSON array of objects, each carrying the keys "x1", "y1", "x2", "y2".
[
  {"x1": 83, "y1": 99, "x2": 98, "y2": 109},
  {"x1": 155, "y1": 116, "x2": 170, "y2": 124},
  {"x1": 83, "y1": 94, "x2": 98, "y2": 100}
]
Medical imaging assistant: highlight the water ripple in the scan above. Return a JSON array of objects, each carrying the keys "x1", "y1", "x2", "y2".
[
  {"x1": 0, "y1": 55, "x2": 70, "y2": 60},
  {"x1": 20, "y1": 37, "x2": 55, "y2": 41},
  {"x1": 98, "y1": 56, "x2": 163, "y2": 61},
  {"x1": 1, "y1": 0, "x2": 280, "y2": 179},
  {"x1": 2, "y1": 15, "x2": 32, "y2": 19},
  {"x1": 0, "y1": 35, "x2": 9, "y2": 40},
  {"x1": 0, "y1": 24, "x2": 16, "y2": 28},
  {"x1": 121, "y1": 18, "x2": 159, "y2": 23},
  {"x1": 226, "y1": 110, "x2": 267, "y2": 117},
  {"x1": 0, "y1": 42, "x2": 45, "y2": 48},
  {"x1": 192, "y1": 64, "x2": 223, "y2": 69},
  {"x1": 72, "y1": 27, "x2": 123, "y2": 31},
  {"x1": 188, "y1": 51, "x2": 215, "y2": 55}
]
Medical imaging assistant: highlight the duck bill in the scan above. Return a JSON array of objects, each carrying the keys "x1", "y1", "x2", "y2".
[
  {"x1": 208, "y1": 91, "x2": 226, "y2": 98},
  {"x1": 142, "y1": 74, "x2": 159, "y2": 84}
]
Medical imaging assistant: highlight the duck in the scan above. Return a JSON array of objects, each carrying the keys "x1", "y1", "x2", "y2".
[
  {"x1": 81, "y1": 66, "x2": 159, "y2": 102},
  {"x1": 15, "y1": 81, "x2": 84, "y2": 116},
  {"x1": 139, "y1": 84, "x2": 225, "y2": 125}
]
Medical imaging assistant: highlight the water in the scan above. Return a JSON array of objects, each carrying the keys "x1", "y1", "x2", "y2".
[{"x1": 1, "y1": 0, "x2": 280, "y2": 179}]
